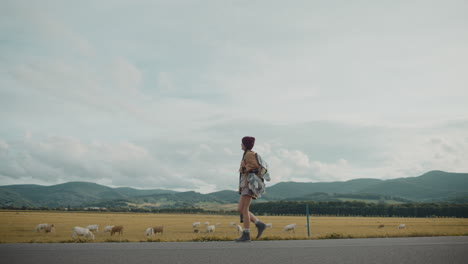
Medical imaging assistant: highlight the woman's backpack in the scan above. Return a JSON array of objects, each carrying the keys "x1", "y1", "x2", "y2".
[{"x1": 255, "y1": 153, "x2": 270, "y2": 182}]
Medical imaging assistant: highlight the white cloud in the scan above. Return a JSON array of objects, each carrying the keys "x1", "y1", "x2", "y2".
[
  {"x1": 383, "y1": 134, "x2": 468, "y2": 177},
  {"x1": 264, "y1": 148, "x2": 356, "y2": 184},
  {"x1": 111, "y1": 58, "x2": 142, "y2": 94},
  {"x1": 1, "y1": 1, "x2": 467, "y2": 192},
  {"x1": 0, "y1": 135, "x2": 193, "y2": 189},
  {"x1": 1, "y1": 119, "x2": 468, "y2": 192},
  {"x1": 156, "y1": 72, "x2": 176, "y2": 94},
  {"x1": 0, "y1": 2, "x2": 94, "y2": 57},
  {"x1": 223, "y1": 147, "x2": 234, "y2": 156},
  {"x1": 0, "y1": 141, "x2": 8, "y2": 152}
]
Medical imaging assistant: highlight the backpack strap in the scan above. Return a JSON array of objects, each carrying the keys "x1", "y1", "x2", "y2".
[{"x1": 254, "y1": 153, "x2": 260, "y2": 166}]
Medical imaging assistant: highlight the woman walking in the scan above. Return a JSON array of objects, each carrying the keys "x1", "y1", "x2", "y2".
[{"x1": 235, "y1": 136, "x2": 267, "y2": 242}]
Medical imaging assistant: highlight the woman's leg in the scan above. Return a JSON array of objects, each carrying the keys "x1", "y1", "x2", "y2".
[
  {"x1": 248, "y1": 212, "x2": 258, "y2": 223},
  {"x1": 238, "y1": 196, "x2": 261, "y2": 226},
  {"x1": 236, "y1": 195, "x2": 267, "y2": 241},
  {"x1": 238, "y1": 195, "x2": 252, "y2": 229}
]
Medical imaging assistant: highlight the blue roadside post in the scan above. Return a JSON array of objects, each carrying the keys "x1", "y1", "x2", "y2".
[{"x1": 306, "y1": 204, "x2": 310, "y2": 237}]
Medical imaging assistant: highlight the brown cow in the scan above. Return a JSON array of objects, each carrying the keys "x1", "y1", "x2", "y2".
[
  {"x1": 153, "y1": 226, "x2": 164, "y2": 234},
  {"x1": 111, "y1": 225, "x2": 124, "y2": 236}
]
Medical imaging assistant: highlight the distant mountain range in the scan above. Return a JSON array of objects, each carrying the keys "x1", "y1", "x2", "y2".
[
  {"x1": 263, "y1": 170, "x2": 468, "y2": 202},
  {"x1": 1, "y1": 170, "x2": 467, "y2": 209}
]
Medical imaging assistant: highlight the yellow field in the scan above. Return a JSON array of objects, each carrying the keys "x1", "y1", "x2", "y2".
[{"x1": 0, "y1": 211, "x2": 467, "y2": 243}]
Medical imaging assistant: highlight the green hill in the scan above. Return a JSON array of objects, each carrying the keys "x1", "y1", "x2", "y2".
[
  {"x1": 0, "y1": 182, "x2": 128, "y2": 207},
  {"x1": 358, "y1": 171, "x2": 468, "y2": 201},
  {"x1": 264, "y1": 170, "x2": 468, "y2": 202},
  {"x1": 87, "y1": 191, "x2": 229, "y2": 209},
  {"x1": 0, "y1": 182, "x2": 180, "y2": 208},
  {"x1": 114, "y1": 187, "x2": 177, "y2": 197},
  {"x1": 207, "y1": 190, "x2": 239, "y2": 203},
  {"x1": 1, "y1": 170, "x2": 467, "y2": 209},
  {"x1": 0, "y1": 187, "x2": 35, "y2": 207},
  {"x1": 262, "y1": 178, "x2": 383, "y2": 200}
]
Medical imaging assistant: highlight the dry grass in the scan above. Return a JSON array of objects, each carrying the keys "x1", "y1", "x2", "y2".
[{"x1": 0, "y1": 210, "x2": 467, "y2": 243}]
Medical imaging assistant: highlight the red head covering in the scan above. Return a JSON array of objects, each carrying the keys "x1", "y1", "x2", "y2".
[{"x1": 242, "y1": 136, "x2": 255, "y2": 150}]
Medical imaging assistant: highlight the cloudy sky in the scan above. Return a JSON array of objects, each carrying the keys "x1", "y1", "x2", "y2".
[{"x1": 1, "y1": 0, "x2": 467, "y2": 193}]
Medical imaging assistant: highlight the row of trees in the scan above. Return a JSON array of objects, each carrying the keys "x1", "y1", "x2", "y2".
[
  {"x1": 284, "y1": 192, "x2": 414, "y2": 203},
  {"x1": 3, "y1": 201, "x2": 467, "y2": 218},
  {"x1": 250, "y1": 201, "x2": 468, "y2": 218},
  {"x1": 0, "y1": 205, "x2": 238, "y2": 215}
]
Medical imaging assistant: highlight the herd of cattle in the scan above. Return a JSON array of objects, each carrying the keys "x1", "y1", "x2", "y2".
[
  {"x1": 191, "y1": 221, "x2": 275, "y2": 234},
  {"x1": 34, "y1": 222, "x2": 407, "y2": 241},
  {"x1": 35, "y1": 224, "x2": 124, "y2": 240}
]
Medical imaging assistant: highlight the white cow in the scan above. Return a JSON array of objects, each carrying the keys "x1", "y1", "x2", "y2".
[
  {"x1": 283, "y1": 224, "x2": 296, "y2": 233},
  {"x1": 145, "y1": 227, "x2": 154, "y2": 237},
  {"x1": 204, "y1": 221, "x2": 210, "y2": 226},
  {"x1": 192, "y1": 222, "x2": 201, "y2": 228},
  {"x1": 230, "y1": 222, "x2": 237, "y2": 227},
  {"x1": 265, "y1": 223, "x2": 273, "y2": 228},
  {"x1": 206, "y1": 225, "x2": 215, "y2": 233},
  {"x1": 215, "y1": 223, "x2": 221, "y2": 227},
  {"x1": 71, "y1": 226, "x2": 95, "y2": 240},
  {"x1": 398, "y1": 224, "x2": 406, "y2": 229},
  {"x1": 103, "y1": 225, "x2": 114, "y2": 233},
  {"x1": 86, "y1": 224, "x2": 99, "y2": 232},
  {"x1": 35, "y1": 223, "x2": 55, "y2": 233}
]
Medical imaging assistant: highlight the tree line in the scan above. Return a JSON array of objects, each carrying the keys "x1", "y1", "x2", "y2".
[
  {"x1": 0, "y1": 205, "x2": 238, "y2": 215},
  {"x1": 250, "y1": 201, "x2": 468, "y2": 218},
  {"x1": 3, "y1": 201, "x2": 467, "y2": 218}
]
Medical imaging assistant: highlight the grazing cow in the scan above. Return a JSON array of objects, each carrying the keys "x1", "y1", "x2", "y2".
[
  {"x1": 86, "y1": 224, "x2": 99, "y2": 232},
  {"x1": 265, "y1": 223, "x2": 273, "y2": 228},
  {"x1": 283, "y1": 224, "x2": 296, "y2": 233},
  {"x1": 103, "y1": 225, "x2": 114, "y2": 233},
  {"x1": 378, "y1": 224, "x2": 385, "y2": 229},
  {"x1": 71, "y1": 226, "x2": 95, "y2": 241},
  {"x1": 44, "y1": 224, "x2": 55, "y2": 233},
  {"x1": 236, "y1": 224, "x2": 243, "y2": 234},
  {"x1": 111, "y1": 225, "x2": 124, "y2": 236},
  {"x1": 398, "y1": 224, "x2": 406, "y2": 229},
  {"x1": 230, "y1": 222, "x2": 237, "y2": 227},
  {"x1": 204, "y1": 222, "x2": 210, "y2": 226},
  {"x1": 206, "y1": 225, "x2": 215, "y2": 233},
  {"x1": 145, "y1": 228, "x2": 154, "y2": 237},
  {"x1": 35, "y1": 223, "x2": 54, "y2": 233},
  {"x1": 215, "y1": 223, "x2": 221, "y2": 227},
  {"x1": 153, "y1": 226, "x2": 164, "y2": 234},
  {"x1": 192, "y1": 222, "x2": 200, "y2": 228}
]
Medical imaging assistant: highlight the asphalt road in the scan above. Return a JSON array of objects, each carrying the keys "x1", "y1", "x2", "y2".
[{"x1": 1, "y1": 236, "x2": 467, "y2": 264}]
